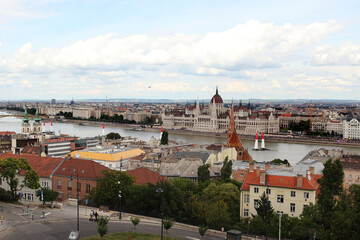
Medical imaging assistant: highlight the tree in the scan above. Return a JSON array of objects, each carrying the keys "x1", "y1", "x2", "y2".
[
  {"x1": 199, "y1": 225, "x2": 208, "y2": 240},
  {"x1": 220, "y1": 157, "x2": 232, "y2": 181},
  {"x1": 317, "y1": 159, "x2": 344, "y2": 234},
  {"x1": 36, "y1": 187, "x2": 59, "y2": 206},
  {"x1": 106, "y1": 132, "x2": 121, "y2": 140},
  {"x1": 97, "y1": 215, "x2": 109, "y2": 240},
  {"x1": 0, "y1": 157, "x2": 40, "y2": 200},
  {"x1": 161, "y1": 130, "x2": 169, "y2": 145},
  {"x1": 130, "y1": 216, "x2": 141, "y2": 234},
  {"x1": 163, "y1": 217, "x2": 175, "y2": 239},
  {"x1": 89, "y1": 169, "x2": 134, "y2": 209},
  {"x1": 198, "y1": 164, "x2": 210, "y2": 183},
  {"x1": 254, "y1": 192, "x2": 274, "y2": 223}
]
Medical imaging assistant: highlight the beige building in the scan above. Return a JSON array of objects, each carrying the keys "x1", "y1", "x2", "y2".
[
  {"x1": 73, "y1": 108, "x2": 101, "y2": 119},
  {"x1": 163, "y1": 89, "x2": 279, "y2": 135},
  {"x1": 240, "y1": 163, "x2": 321, "y2": 218}
]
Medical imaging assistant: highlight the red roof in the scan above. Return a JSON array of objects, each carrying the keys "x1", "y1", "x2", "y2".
[
  {"x1": 127, "y1": 167, "x2": 167, "y2": 185},
  {"x1": 210, "y1": 88, "x2": 223, "y2": 104},
  {"x1": 21, "y1": 146, "x2": 41, "y2": 155},
  {"x1": 53, "y1": 157, "x2": 110, "y2": 180},
  {"x1": 241, "y1": 170, "x2": 321, "y2": 192},
  {"x1": 0, "y1": 131, "x2": 16, "y2": 136},
  {"x1": 0, "y1": 153, "x2": 63, "y2": 178},
  {"x1": 281, "y1": 113, "x2": 292, "y2": 117}
]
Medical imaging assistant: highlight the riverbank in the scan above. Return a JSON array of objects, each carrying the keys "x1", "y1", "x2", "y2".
[{"x1": 49, "y1": 118, "x2": 360, "y2": 148}]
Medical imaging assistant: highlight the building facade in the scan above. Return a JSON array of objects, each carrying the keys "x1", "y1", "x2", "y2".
[{"x1": 163, "y1": 88, "x2": 279, "y2": 135}]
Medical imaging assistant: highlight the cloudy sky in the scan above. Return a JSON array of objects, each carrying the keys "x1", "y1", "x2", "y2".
[{"x1": 0, "y1": 0, "x2": 359, "y2": 100}]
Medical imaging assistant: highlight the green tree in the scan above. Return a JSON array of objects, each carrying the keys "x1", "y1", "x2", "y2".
[
  {"x1": 220, "y1": 157, "x2": 232, "y2": 181},
  {"x1": 89, "y1": 169, "x2": 134, "y2": 209},
  {"x1": 254, "y1": 192, "x2": 274, "y2": 223},
  {"x1": 199, "y1": 225, "x2": 208, "y2": 240},
  {"x1": 163, "y1": 217, "x2": 175, "y2": 239},
  {"x1": 130, "y1": 216, "x2": 141, "y2": 234},
  {"x1": 106, "y1": 132, "x2": 121, "y2": 139},
  {"x1": 0, "y1": 157, "x2": 40, "y2": 200},
  {"x1": 197, "y1": 164, "x2": 210, "y2": 183},
  {"x1": 161, "y1": 130, "x2": 169, "y2": 145},
  {"x1": 97, "y1": 215, "x2": 109, "y2": 240},
  {"x1": 317, "y1": 159, "x2": 344, "y2": 234},
  {"x1": 36, "y1": 187, "x2": 59, "y2": 206}
]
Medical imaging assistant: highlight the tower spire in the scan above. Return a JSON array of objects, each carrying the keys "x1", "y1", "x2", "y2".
[{"x1": 216, "y1": 85, "x2": 218, "y2": 95}]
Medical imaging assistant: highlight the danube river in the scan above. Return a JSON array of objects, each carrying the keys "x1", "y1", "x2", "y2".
[{"x1": 1, "y1": 112, "x2": 359, "y2": 165}]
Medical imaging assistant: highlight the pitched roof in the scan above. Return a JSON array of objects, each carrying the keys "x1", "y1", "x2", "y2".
[
  {"x1": 70, "y1": 148, "x2": 145, "y2": 162},
  {"x1": 53, "y1": 157, "x2": 110, "y2": 180},
  {"x1": 127, "y1": 167, "x2": 167, "y2": 185},
  {"x1": 241, "y1": 169, "x2": 321, "y2": 192},
  {"x1": 0, "y1": 153, "x2": 63, "y2": 178},
  {"x1": 171, "y1": 151, "x2": 210, "y2": 162},
  {"x1": 0, "y1": 131, "x2": 16, "y2": 136},
  {"x1": 21, "y1": 146, "x2": 41, "y2": 155}
]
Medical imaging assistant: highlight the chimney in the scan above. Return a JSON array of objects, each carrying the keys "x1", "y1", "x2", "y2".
[
  {"x1": 260, "y1": 172, "x2": 266, "y2": 184},
  {"x1": 265, "y1": 163, "x2": 271, "y2": 171},
  {"x1": 249, "y1": 162, "x2": 255, "y2": 172},
  {"x1": 255, "y1": 166, "x2": 260, "y2": 178},
  {"x1": 309, "y1": 167, "x2": 314, "y2": 175},
  {"x1": 296, "y1": 174, "x2": 303, "y2": 188}
]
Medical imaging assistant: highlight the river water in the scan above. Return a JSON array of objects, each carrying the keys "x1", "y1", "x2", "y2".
[{"x1": 1, "y1": 112, "x2": 359, "y2": 165}]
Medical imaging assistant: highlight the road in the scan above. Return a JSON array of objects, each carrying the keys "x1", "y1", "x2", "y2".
[{"x1": 0, "y1": 203, "x2": 226, "y2": 240}]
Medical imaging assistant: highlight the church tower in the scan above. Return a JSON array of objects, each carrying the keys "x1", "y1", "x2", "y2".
[
  {"x1": 22, "y1": 107, "x2": 31, "y2": 134},
  {"x1": 32, "y1": 108, "x2": 42, "y2": 134}
]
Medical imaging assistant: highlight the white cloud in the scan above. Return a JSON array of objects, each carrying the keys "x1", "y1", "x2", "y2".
[
  {"x1": 21, "y1": 79, "x2": 32, "y2": 88},
  {"x1": 3, "y1": 20, "x2": 342, "y2": 73},
  {"x1": 312, "y1": 42, "x2": 360, "y2": 65}
]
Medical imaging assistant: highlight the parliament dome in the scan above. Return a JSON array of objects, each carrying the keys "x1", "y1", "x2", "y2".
[{"x1": 210, "y1": 87, "x2": 223, "y2": 104}]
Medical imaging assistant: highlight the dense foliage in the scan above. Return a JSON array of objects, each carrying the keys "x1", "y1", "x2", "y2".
[
  {"x1": 0, "y1": 157, "x2": 40, "y2": 200},
  {"x1": 36, "y1": 187, "x2": 59, "y2": 205},
  {"x1": 160, "y1": 130, "x2": 169, "y2": 145},
  {"x1": 288, "y1": 120, "x2": 310, "y2": 132},
  {"x1": 106, "y1": 132, "x2": 121, "y2": 139}
]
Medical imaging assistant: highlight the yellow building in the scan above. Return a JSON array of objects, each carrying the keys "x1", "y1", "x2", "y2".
[
  {"x1": 240, "y1": 163, "x2": 321, "y2": 218},
  {"x1": 70, "y1": 147, "x2": 145, "y2": 171}
]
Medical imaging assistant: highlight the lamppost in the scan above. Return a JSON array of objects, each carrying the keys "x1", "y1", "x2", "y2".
[
  {"x1": 156, "y1": 187, "x2": 164, "y2": 240},
  {"x1": 70, "y1": 169, "x2": 80, "y2": 232},
  {"x1": 118, "y1": 158, "x2": 122, "y2": 220}
]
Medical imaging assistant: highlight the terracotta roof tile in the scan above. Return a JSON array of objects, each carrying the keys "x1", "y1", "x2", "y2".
[
  {"x1": 0, "y1": 153, "x2": 63, "y2": 178},
  {"x1": 127, "y1": 167, "x2": 167, "y2": 185}
]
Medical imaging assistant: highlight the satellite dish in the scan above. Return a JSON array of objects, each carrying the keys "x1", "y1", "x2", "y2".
[{"x1": 75, "y1": 153, "x2": 80, "y2": 158}]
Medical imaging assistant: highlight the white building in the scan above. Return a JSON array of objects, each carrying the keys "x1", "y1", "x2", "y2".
[
  {"x1": 163, "y1": 88, "x2": 279, "y2": 135},
  {"x1": 343, "y1": 117, "x2": 360, "y2": 139}
]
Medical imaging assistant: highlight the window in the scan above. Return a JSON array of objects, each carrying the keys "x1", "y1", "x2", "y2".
[
  {"x1": 254, "y1": 187, "x2": 259, "y2": 193},
  {"x1": 303, "y1": 204, "x2": 308, "y2": 209},
  {"x1": 109, "y1": 164, "x2": 112, "y2": 168},
  {"x1": 67, "y1": 181, "x2": 72, "y2": 191},
  {"x1": 291, "y1": 191, "x2": 296, "y2": 197},
  {"x1": 0, "y1": 178, "x2": 2, "y2": 185},
  {"x1": 254, "y1": 199, "x2": 259, "y2": 209},
  {"x1": 58, "y1": 193, "x2": 63, "y2": 200},
  {"x1": 26, "y1": 193, "x2": 34, "y2": 201},
  {"x1": 266, "y1": 188, "x2": 271, "y2": 195},
  {"x1": 304, "y1": 192, "x2": 309, "y2": 199},
  {"x1": 68, "y1": 193, "x2": 72, "y2": 199},
  {"x1": 277, "y1": 195, "x2": 284, "y2": 203},
  {"x1": 57, "y1": 179, "x2": 62, "y2": 190},
  {"x1": 41, "y1": 181, "x2": 49, "y2": 188},
  {"x1": 244, "y1": 194, "x2": 250, "y2": 203},
  {"x1": 86, "y1": 184, "x2": 91, "y2": 193},
  {"x1": 290, "y1": 203, "x2": 295, "y2": 212},
  {"x1": 244, "y1": 209, "x2": 249, "y2": 217}
]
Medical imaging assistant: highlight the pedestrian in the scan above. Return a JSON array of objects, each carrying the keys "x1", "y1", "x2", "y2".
[
  {"x1": 94, "y1": 211, "x2": 98, "y2": 222},
  {"x1": 90, "y1": 210, "x2": 94, "y2": 221}
]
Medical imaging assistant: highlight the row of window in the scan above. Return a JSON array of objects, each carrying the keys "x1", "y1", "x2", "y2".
[
  {"x1": 253, "y1": 188, "x2": 310, "y2": 199},
  {"x1": 244, "y1": 203, "x2": 309, "y2": 217},
  {"x1": 57, "y1": 180, "x2": 91, "y2": 193}
]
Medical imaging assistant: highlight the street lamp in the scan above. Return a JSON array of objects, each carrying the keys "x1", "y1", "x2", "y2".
[
  {"x1": 118, "y1": 158, "x2": 123, "y2": 220},
  {"x1": 156, "y1": 187, "x2": 164, "y2": 240},
  {"x1": 70, "y1": 169, "x2": 80, "y2": 232}
]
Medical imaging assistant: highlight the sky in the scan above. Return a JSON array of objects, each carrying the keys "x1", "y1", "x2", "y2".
[{"x1": 0, "y1": 0, "x2": 359, "y2": 101}]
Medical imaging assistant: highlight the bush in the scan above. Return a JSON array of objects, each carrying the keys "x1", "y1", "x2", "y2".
[{"x1": 0, "y1": 188, "x2": 18, "y2": 202}]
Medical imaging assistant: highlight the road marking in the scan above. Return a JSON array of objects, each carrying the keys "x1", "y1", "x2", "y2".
[
  {"x1": 44, "y1": 212, "x2": 52, "y2": 216},
  {"x1": 186, "y1": 237, "x2": 199, "y2": 240}
]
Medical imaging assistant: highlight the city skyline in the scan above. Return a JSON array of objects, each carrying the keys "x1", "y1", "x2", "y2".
[{"x1": 0, "y1": 0, "x2": 359, "y2": 100}]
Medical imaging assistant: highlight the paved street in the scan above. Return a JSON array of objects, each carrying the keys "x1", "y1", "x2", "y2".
[{"x1": 0, "y1": 203, "x2": 227, "y2": 240}]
